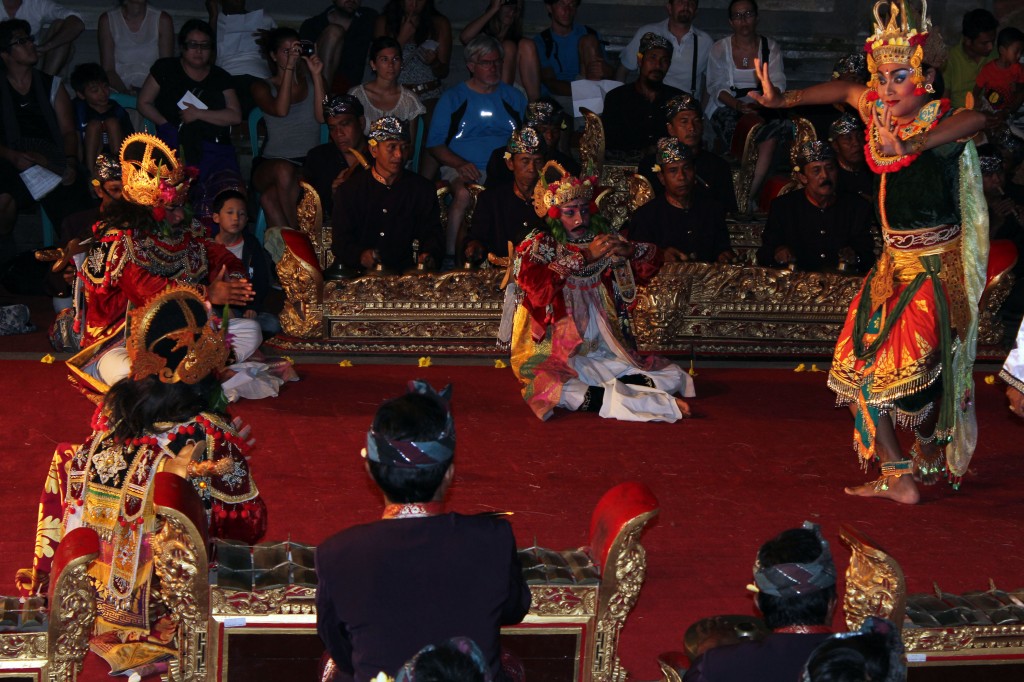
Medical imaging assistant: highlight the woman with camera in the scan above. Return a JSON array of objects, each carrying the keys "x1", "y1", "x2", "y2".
[{"x1": 250, "y1": 27, "x2": 326, "y2": 229}]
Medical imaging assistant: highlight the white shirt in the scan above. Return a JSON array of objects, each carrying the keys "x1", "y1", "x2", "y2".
[
  {"x1": 216, "y1": 9, "x2": 276, "y2": 79},
  {"x1": 620, "y1": 19, "x2": 711, "y2": 96},
  {"x1": 3, "y1": 0, "x2": 80, "y2": 36},
  {"x1": 1001, "y1": 319, "x2": 1024, "y2": 393},
  {"x1": 704, "y1": 35, "x2": 786, "y2": 119}
]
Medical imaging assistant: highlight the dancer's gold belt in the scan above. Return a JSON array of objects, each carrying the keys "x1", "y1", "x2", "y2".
[{"x1": 881, "y1": 224, "x2": 960, "y2": 281}]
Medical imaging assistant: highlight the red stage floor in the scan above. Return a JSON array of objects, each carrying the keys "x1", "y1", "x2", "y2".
[{"x1": 2, "y1": 360, "x2": 1022, "y2": 680}]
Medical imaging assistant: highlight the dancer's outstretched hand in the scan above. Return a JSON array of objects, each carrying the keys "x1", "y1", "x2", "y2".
[
  {"x1": 872, "y1": 105, "x2": 908, "y2": 156},
  {"x1": 748, "y1": 58, "x2": 784, "y2": 109}
]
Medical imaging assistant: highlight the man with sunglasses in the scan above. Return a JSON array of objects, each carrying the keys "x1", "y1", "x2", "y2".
[
  {"x1": 0, "y1": 0, "x2": 82, "y2": 75},
  {"x1": 0, "y1": 19, "x2": 91, "y2": 242}
]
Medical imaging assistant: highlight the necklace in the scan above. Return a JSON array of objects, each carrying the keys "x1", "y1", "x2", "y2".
[
  {"x1": 382, "y1": 501, "x2": 444, "y2": 519},
  {"x1": 773, "y1": 625, "x2": 832, "y2": 635},
  {"x1": 865, "y1": 98, "x2": 948, "y2": 174},
  {"x1": 742, "y1": 57, "x2": 749, "y2": 68}
]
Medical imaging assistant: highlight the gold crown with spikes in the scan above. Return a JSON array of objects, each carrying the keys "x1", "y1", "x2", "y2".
[
  {"x1": 865, "y1": 0, "x2": 930, "y2": 88},
  {"x1": 127, "y1": 287, "x2": 229, "y2": 385},
  {"x1": 533, "y1": 160, "x2": 598, "y2": 218},
  {"x1": 119, "y1": 133, "x2": 194, "y2": 209}
]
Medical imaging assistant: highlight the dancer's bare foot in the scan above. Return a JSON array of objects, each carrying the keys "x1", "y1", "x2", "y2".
[
  {"x1": 844, "y1": 474, "x2": 920, "y2": 504},
  {"x1": 675, "y1": 397, "x2": 692, "y2": 418}
]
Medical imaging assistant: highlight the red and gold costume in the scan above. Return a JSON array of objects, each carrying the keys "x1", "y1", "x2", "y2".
[{"x1": 825, "y1": 2, "x2": 988, "y2": 487}]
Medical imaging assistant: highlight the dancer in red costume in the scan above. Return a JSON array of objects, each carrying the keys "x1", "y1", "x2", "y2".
[{"x1": 751, "y1": 1, "x2": 988, "y2": 503}]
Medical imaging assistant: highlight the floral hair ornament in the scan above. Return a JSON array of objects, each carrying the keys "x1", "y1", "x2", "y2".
[
  {"x1": 367, "y1": 115, "x2": 409, "y2": 147},
  {"x1": 365, "y1": 380, "x2": 455, "y2": 468},
  {"x1": 533, "y1": 160, "x2": 598, "y2": 219},
  {"x1": 828, "y1": 112, "x2": 863, "y2": 141},
  {"x1": 651, "y1": 136, "x2": 692, "y2": 173},
  {"x1": 638, "y1": 31, "x2": 673, "y2": 60},
  {"x1": 119, "y1": 133, "x2": 196, "y2": 222},
  {"x1": 864, "y1": 0, "x2": 939, "y2": 98},
  {"x1": 506, "y1": 126, "x2": 547, "y2": 158},
  {"x1": 126, "y1": 287, "x2": 229, "y2": 384}
]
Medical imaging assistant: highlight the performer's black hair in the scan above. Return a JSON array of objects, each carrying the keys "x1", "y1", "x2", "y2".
[
  {"x1": 803, "y1": 631, "x2": 895, "y2": 682},
  {"x1": 410, "y1": 644, "x2": 486, "y2": 682},
  {"x1": 961, "y1": 9, "x2": 997, "y2": 41},
  {"x1": 756, "y1": 528, "x2": 836, "y2": 629},
  {"x1": 105, "y1": 374, "x2": 222, "y2": 443}
]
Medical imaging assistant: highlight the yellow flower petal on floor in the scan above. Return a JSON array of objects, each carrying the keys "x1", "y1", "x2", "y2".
[
  {"x1": 418, "y1": 356, "x2": 432, "y2": 367},
  {"x1": 40, "y1": 354, "x2": 55, "y2": 364},
  {"x1": 810, "y1": 364, "x2": 824, "y2": 372},
  {"x1": 794, "y1": 363, "x2": 806, "y2": 372},
  {"x1": 688, "y1": 359, "x2": 698, "y2": 376},
  {"x1": 338, "y1": 360, "x2": 353, "y2": 367},
  {"x1": 984, "y1": 375, "x2": 996, "y2": 385},
  {"x1": 283, "y1": 355, "x2": 293, "y2": 364},
  {"x1": 494, "y1": 359, "x2": 507, "y2": 369}
]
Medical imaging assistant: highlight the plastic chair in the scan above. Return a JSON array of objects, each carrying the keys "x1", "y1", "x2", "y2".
[
  {"x1": 109, "y1": 91, "x2": 155, "y2": 134},
  {"x1": 247, "y1": 109, "x2": 268, "y2": 243},
  {"x1": 39, "y1": 205, "x2": 56, "y2": 246}
]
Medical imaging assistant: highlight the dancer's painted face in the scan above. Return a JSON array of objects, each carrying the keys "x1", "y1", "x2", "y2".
[
  {"x1": 875, "y1": 64, "x2": 930, "y2": 120},
  {"x1": 559, "y1": 199, "x2": 590, "y2": 236}
]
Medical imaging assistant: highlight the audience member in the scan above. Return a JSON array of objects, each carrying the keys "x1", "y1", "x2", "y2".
[
  {"x1": 974, "y1": 27, "x2": 1024, "y2": 121},
  {"x1": 602, "y1": 32, "x2": 683, "y2": 156},
  {"x1": 315, "y1": 381, "x2": 531, "y2": 681},
  {"x1": 97, "y1": 0, "x2": 173, "y2": 94},
  {"x1": 828, "y1": 113, "x2": 871, "y2": 204},
  {"x1": 485, "y1": 99, "x2": 578, "y2": 187},
  {"x1": 427, "y1": 35, "x2": 526, "y2": 264},
  {"x1": 1001, "y1": 309, "x2": 1024, "y2": 418},
  {"x1": 618, "y1": 0, "x2": 710, "y2": 97},
  {"x1": 629, "y1": 138, "x2": 733, "y2": 264},
  {"x1": 302, "y1": 93, "x2": 368, "y2": 215},
  {"x1": 330, "y1": 116, "x2": 443, "y2": 276},
  {"x1": 505, "y1": 161, "x2": 693, "y2": 421},
  {"x1": 757, "y1": 141, "x2": 874, "y2": 274},
  {"x1": 250, "y1": 27, "x2": 326, "y2": 229},
  {"x1": 706, "y1": 0, "x2": 788, "y2": 213},
  {"x1": 801, "y1": 618, "x2": 906, "y2": 682},
  {"x1": 208, "y1": 0, "x2": 276, "y2": 118},
  {"x1": 981, "y1": 149, "x2": 1024, "y2": 332},
  {"x1": 683, "y1": 522, "x2": 837, "y2": 682},
  {"x1": 374, "y1": 0, "x2": 452, "y2": 111},
  {"x1": 460, "y1": 0, "x2": 540, "y2": 102},
  {"x1": 0, "y1": 19, "x2": 91, "y2": 239},
  {"x1": 138, "y1": 19, "x2": 242, "y2": 186},
  {"x1": 69, "y1": 63, "x2": 133, "y2": 176},
  {"x1": 464, "y1": 127, "x2": 545, "y2": 262},
  {"x1": 943, "y1": 8, "x2": 998, "y2": 108},
  {"x1": 640, "y1": 92, "x2": 737, "y2": 214},
  {"x1": 396, "y1": 637, "x2": 490, "y2": 682},
  {"x1": 1, "y1": 0, "x2": 83, "y2": 75},
  {"x1": 299, "y1": 0, "x2": 378, "y2": 92},
  {"x1": 533, "y1": 0, "x2": 612, "y2": 106},
  {"x1": 211, "y1": 189, "x2": 280, "y2": 336},
  {"x1": 349, "y1": 36, "x2": 426, "y2": 135}
]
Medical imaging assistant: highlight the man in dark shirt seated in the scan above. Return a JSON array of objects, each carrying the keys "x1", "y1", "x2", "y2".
[
  {"x1": 829, "y1": 113, "x2": 872, "y2": 204},
  {"x1": 465, "y1": 127, "x2": 545, "y2": 263},
  {"x1": 316, "y1": 381, "x2": 531, "y2": 682},
  {"x1": 302, "y1": 94, "x2": 368, "y2": 216},
  {"x1": 485, "y1": 100, "x2": 578, "y2": 188},
  {"x1": 602, "y1": 32, "x2": 683, "y2": 157},
  {"x1": 629, "y1": 138, "x2": 734, "y2": 264},
  {"x1": 326, "y1": 116, "x2": 442, "y2": 278},
  {"x1": 683, "y1": 522, "x2": 837, "y2": 682},
  {"x1": 757, "y1": 141, "x2": 874, "y2": 274},
  {"x1": 640, "y1": 93, "x2": 737, "y2": 215}
]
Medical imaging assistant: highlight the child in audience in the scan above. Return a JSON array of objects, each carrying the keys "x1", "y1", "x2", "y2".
[
  {"x1": 211, "y1": 189, "x2": 280, "y2": 336},
  {"x1": 974, "y1": 27, "x2": 1024, "y2": 119},
  {"x1": 69, "y1": 63, "x2": 133, "y2": 175}
]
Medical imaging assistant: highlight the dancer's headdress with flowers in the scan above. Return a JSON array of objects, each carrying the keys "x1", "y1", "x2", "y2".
[
  {"x1": 533, "y1": 160, "x2": 598, "y2": 219},
  {"x1": 864, "y1": 1, "x2": 946, "y2": 97},
  {"x1": 119, "y1": 133, "x2": 197, "y2": 223}
]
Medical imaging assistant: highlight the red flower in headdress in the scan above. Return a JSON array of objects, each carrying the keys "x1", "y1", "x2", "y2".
[
  {"x1": 152, "y1": 205, "x2": 167, "y2": 222},
  {"x1": 547, "y1": 206, "x2": 561, "y2": 219}
]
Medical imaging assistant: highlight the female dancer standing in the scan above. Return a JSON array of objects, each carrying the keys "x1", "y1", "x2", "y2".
[{"x1": 751, "y1": 1, "x2": 987, "y2": 503}]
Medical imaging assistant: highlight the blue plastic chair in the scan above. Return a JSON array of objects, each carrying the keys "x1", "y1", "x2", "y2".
[
  {"x1": 247, "y1": 109, "x2": 268, "y2": 243},
  {"x1": 39, "y1": 205, "x2": 56, "y2": 246},
  {"x1": 109, "y1": 92, "x2": 155, "y2": 134}
]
